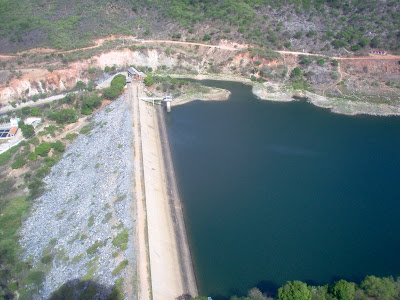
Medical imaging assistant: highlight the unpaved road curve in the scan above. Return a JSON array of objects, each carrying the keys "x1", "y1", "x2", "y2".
[{"x1": 2, "y1": 36, "x2": 400, "y2": 61}]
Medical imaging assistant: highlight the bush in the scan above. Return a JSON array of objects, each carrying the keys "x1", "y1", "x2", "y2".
[
  {"x1": 102, "y1": 75, "x2": 126, "y2": 100},
  {"x1": 370, "y1": 37, "x2": 380, "y2": 48},
  {"x1": 278, "y1": 281, "x2": 311, "y2": 300},
  {"x1": 30, "y1": 107, "x2": 41, "y2": 116},
  {"x1": 203, "y1": 34, "x2": 211, "y2": 41},
  {"x1": 143, "y1": 76, "x2": 154, "y2": 86},
  {"x1": 103, "y1": 86, "x2": 122, "y2": 100},
  {"x1": 290, "y1": 67, "x2": 302, "y2": 78},
  {"x1": 11, "y1": 158, "x2": 26, "y2": 169},
  {"x1": 20, "y1": 123, "x2": 35, "y2": 139},
  {"x1": 81, "y1": 94, "x2": 102, "y2": 115},
  {"x1": 35, "y1": 142, "x2": 52, "y2": 157},
  {"x1": 331, "y1": 280, "x2": 355, "y2": 300},
  {"x1": 317, "y1": 59, "x2": 325, "y2": 66},
  {"x1": 332, "y1": 39, "x2": 347, "y2": 49},
  {"x1": 361, "y1": 276, "x2": 399, "y2": 300},
  {"x1": 75, "y1": 81, "x2": 86, "y2": 90},
  {"x1": 350, "y1": 44, "x2": 361, "y2": 51},
  {"x1": 52, "y1": 141, "x2": 65, "y2": 153},
  {"x1": 48, "y1": 109, "x2": 78, "y2": 124}
]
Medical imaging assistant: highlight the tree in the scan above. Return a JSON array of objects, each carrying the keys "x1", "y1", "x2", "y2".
[
  {"x1": 48, "y1": 109, "x2": 78, "y2": 124},
  {"x1": 143, "y1": 76, "x2": 154, "y2": 86},
  {"x1": 11, "y1": 158, "x2": 26, "y2": 169},
  {"x1": 52, "y1": 141, "x2": 65, "y2": 153},
  {"x1": 370, "y1": 37, "x2": 380, "y2": 48},
  {"x1": 331, "y1": 280, "x2": 355, "y2": 300},
  {"x1": 30, "y1": 107, "x2": 41, "y2": 116},
  {"x1": 75, "y1": 80, "x2": 86, "y2": 90},
  {"x1": 20, "y1": 123, "x2": 35, "y2": 138},
  {"x1": 350, "y1": 44, "x2": 361, "y2": 51},
  {"x1": 102, "y1": 86, "x2": 122, "y2": 100},
  {"x1": 203, "y1": 34, "x2": 211, "y2": 41},
  {"x1": 361, "y1": 276, "x2": 399, "y2": 300},
  {"x1": 290, "y1": 67, "x2": 302, "y2": 78},
  {"x1": 277, "y1": 281, "x2": 311, "y2": 300},
  {"x1": 358, "y1": 38, "x2": 370, "y2": 48},
  {"x1": 35, "y1": 142, "x2": 52, "y2": 157}
]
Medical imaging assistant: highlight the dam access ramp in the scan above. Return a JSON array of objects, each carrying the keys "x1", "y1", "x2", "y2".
[{"x1": 131, "y1": 83, "x2": 198, "y2": 300}]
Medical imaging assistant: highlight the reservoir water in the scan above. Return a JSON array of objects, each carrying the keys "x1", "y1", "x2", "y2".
[{"x1": 165, "y1": 81, "x2": 400, "y2": 298}]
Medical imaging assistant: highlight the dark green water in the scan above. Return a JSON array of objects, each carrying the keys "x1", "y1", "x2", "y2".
[{"x1": 165, "y1": 81, "x2": 400, "y2": 298}]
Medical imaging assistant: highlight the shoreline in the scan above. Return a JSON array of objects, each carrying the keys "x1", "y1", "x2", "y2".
[
  {"x1": 134, "y1": 83, "x2": 198, "y2": 299},
  {"x1": 164, "y1": 73, "x2": 400, "y2": 116},
  {"x1": 157, "y1": 105, "x2": 199, "y2": 296}
]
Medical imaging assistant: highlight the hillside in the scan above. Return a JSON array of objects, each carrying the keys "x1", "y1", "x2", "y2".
[{"x1": 0, "y1": 0, "x2": 399, "y2": 54}]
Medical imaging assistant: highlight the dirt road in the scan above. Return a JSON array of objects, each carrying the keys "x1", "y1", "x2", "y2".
[
  {"x1": 1, "y1": 36, "x2": 399, "y2": 61},
  {"x1": 131, "y1": 83, "x2": 152, "y2": 300}
]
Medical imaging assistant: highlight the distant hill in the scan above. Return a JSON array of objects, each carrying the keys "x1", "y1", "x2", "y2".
[{"x1": 0, "y1": 0, "x2": 399, "y2": 54}]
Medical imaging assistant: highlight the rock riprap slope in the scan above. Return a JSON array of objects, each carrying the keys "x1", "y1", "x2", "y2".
[{"x1": 20, "y1": 96, "x2": 135, "y2": 299}]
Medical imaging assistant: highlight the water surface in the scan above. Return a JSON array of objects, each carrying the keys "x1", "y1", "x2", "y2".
[{"x1": 165, "y1": 81, "x2": 400, "y2": 298}]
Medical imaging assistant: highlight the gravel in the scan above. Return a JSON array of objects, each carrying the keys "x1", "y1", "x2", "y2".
[{"x1": 19, "y1": 95, "x2": 136, "y2": 299}]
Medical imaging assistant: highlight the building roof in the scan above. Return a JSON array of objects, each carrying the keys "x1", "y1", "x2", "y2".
[
  {"x1": 127, "y1": 67, "x2": 141, "y2": 76},
  {"x1": 9, "y1": 126, "x2": 18, "y2": 135}
]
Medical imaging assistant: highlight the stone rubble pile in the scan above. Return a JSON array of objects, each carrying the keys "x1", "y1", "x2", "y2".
[{"x1": 20, "y1": 95, "x2": 136, "y2": 299}]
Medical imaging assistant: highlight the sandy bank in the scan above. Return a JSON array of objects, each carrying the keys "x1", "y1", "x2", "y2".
[{"x1": 133, "y1": 83, "x2": 197, "y2": 300}]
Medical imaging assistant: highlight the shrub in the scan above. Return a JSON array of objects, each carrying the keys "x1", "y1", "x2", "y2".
[
  {"x1": 35, "y1": 142, "x2": 52, "y2": 157},
  {"x1": 290, "y1": 67, "x2": 302, "y2": 78},
  {"x1": 27, "y1": 152, "x2": 37, "y2": 160},
  {"x1": 317, "y1": 59, "x2": 325, "y2": 66},
  {"x1": 30, "y1": 107, "x2": 41, "y2": 116},
  {"x1": 48, "y1": 109, "x2": 78, "y2": 124},
  {"x1": 350, "y1": 44, "x2": 361, "y2": 51},
  {"x1": 75, "y1": 81, "x2": 86, "y2": 90},
  {"x1": 81, "y1": 94, "x2": 102, "y2": 115},
  {"x1": 361, "y1": 276, "x2": 399, "y2": 300},
  {"x1": 20, "y1": 123, "x2": 35, "y2": 138},
  {"x1": 370, "y1": 37, "x2": 380, "y2": 48},
  {"x1": 331, "y1": 280, "x2": 355, "y2": 300},
  {"x1": 284, "y1": 41, "x2": 291, "y2": 48},
  {"x1": 278, "y1": 281, "x2": 311, "y2": 300},
  {"x1": 52, "y1": 141, "x2": 65, "y2": 153},
  {"x1": 11, "y1": 158, "x2": 26, "y2": 169},
  {"x1": 203, "y1": 34, "x2": 211, "y2": 41},
  {"x1": 112, "y1": 260, "x2": 128, "y2": 275},
  {"x1": 103, "y1": 86, "x2": 121, "y2": 100},
  {"x1": 143, "y1": 76, "x2": 154, "y2": 86},
  {"x1": 332, "y1": 39, "x2": 347, "y2": 49},
  {"x1": 112, "y1": 229, "x2": 129, "y2": 250}
]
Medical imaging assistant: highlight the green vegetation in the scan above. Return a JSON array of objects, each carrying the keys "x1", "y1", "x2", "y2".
[
  {"x1": 34, "y1": 142, "x2": 52, "y2": 157},
  {"x1": 112, "y1": 228, "x2": 129, "y2": 250},
  {"x1": 19, "y1": 121, "x2": 35, "y2": 138},
  {"x1": 11, "y1": 157, "x2": 26, "y2": 169},
  {"x1": 48, "y1": 108, "x2": 78, "y2": 124},
  {"x1": 278, "y1": 281, "x2": 311, "y2": 300},
  {"x1": 108, "y1": 278, "x2": 124, "y2": 300},
  {"x1": 86, "y1": 241, "x2": 102, "y2": 255},
  {"x1": 0, "y1": 0, "x2": 398, "y2": 54},
  {"x1": 192, "y1": 276, "x2": 400, "y2": 300},
  {"x1": 0, "y1": 196, "x2": 32, "y2": 299},
  {"x1": 81, "y1": 94, "x2": 102, "y2": 115},
  {"x1": 102, "y1": 74, "x2": 126, "y2": 100},
  {"x1": 143, "y1": 76, "x2": 154, "y2": 87},
  {"x1": 112, "y1": 260, "x2": 128, "y2": 276}
]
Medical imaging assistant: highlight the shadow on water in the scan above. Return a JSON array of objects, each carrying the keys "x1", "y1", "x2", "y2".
[{"x1": 48, "y1": 279, "x2": 120, "y2": 300}]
